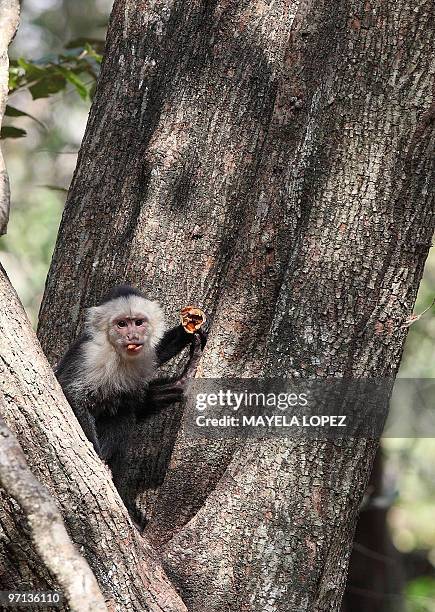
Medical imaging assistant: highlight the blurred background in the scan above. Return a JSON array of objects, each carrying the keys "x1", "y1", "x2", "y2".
[{"x1": 0, "y1": 1, "x2": 433, "y2": 610}]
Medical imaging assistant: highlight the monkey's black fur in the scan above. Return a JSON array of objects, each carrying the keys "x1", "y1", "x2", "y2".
[
  {"x1": 100, "y1": 283, "x2": 145, "y2": 302},
  {"x1": 56, "y1": 285, "x2": 204, "y2": 518}
]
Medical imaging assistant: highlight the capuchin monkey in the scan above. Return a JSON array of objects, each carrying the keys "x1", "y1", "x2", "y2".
[{"x1": 56, "y1": 285, "x2": 204, "y2": 498}]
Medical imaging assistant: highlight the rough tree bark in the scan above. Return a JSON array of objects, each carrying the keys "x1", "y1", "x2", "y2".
[
  {"x1": 0, "y1": 413, "x2": 107, "y2": 612},
  {"x1": 0, "y1": 267, "x2": 187, "y2": 611},
  {"x1": 33, "y1": 0, "x2": 435, "y2": 610}
]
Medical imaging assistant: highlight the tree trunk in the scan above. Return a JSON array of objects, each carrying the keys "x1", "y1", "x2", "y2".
[
  {"x1": 0, "y1": 266, "x2": 187, "y2": 611},
  {"x1": 37, "y1": 0, "x2": 434, "y2": 610}
]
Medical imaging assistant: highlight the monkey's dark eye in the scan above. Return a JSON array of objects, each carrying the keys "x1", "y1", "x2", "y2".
[
  {"x1": 135, "y1": 319, "x2": 145, "y2": 326},
  {"x1": 117, "y1": 320, "x2": 127, "y2": 328}
]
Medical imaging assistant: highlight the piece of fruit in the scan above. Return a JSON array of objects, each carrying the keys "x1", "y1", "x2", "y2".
[{"x1": 180, "y1": 306, "x2": 206, "y2": 334}]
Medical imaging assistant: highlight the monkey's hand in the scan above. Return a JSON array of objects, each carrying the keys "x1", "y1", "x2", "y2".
[
  {"x1": 145, "y1": 379, "x2": 184, "y2": 412},
  {"x1": 142, "y1": 334, "x2": 203, "y2": 416},
  {"x1": 180, "y1": 306, "x2": 208, "y2": 352},
  {"x1": 155, "y1": 305, "x2": 207, "y2": 367}
]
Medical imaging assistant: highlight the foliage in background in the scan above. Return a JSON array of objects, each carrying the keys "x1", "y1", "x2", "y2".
[
  {"x1": 405, "y1": 576, "x2": 435, "y2": 612},
  {"x1": 0, "y1": 0, "x2": 110, "y2": 319},
  {"x1": 2, "y1": 40, "x2": 103, "y2": 140}
]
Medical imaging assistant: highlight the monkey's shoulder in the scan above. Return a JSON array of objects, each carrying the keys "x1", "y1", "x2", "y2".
[{"x1": 55, "y1": 332, "x2": 91, "y2": 383}]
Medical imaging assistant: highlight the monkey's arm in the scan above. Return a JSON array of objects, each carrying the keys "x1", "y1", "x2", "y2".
[
  {"x1": 60, "y1": 387, "x2": 103, "y2": 458},
  {"x1": 155, "y1": 325, "x2": 206, "y2": 367},
  {"x1": 55, "y1": 332, "x2": 90, "y2": 379},
  {"x1": 55, "y1": 334, "x2": 103, "y2": 458},
  {"x1": 72, "y1": 401, "x2": 102, "y2": 457}
]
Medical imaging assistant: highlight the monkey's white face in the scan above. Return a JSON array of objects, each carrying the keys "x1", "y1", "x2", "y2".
[
  {"x1": 86, "y1": 293, "x2": 166, "y2": 363},
  {"x1": 109, "y1": 314, "x2": 150, "y2": 358}
]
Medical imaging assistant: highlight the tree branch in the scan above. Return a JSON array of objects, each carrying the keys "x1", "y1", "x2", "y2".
[{"x1": 0, "y1": 412, "x2": 107, "y2": 612}]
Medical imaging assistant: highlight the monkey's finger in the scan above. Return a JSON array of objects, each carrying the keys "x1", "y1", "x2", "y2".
[
  {"x1": 197, "y1": 326, "x2": 208, "y2": 349},
  {"x1": 190, "y1": 333, "x2": 202, "y2": 354}
]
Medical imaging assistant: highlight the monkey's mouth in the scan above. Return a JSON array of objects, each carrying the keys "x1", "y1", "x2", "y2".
[{"x1": 125, "y1": 343, "x2": 144, "y2": 354}]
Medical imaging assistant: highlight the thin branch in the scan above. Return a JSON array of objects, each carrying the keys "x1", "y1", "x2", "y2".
[
  {"x1": 402, "y1": 297, "x2": 435, "y2": 328},
  {"x1": 352, "y1": 542, "x2": 397, "y2": 566},
  {"x1": 0, "y1": 413, "x2": 107, "y2": 612}
]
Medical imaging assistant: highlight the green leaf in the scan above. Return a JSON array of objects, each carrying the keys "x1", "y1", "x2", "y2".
[
  {"x1": 8, "y1": 42, "x2": 102, "y2": 105},
  {"x1": 29, "y1": 74, "x2": 67, "y2": 99},
  {"x1": 4, "y1": 105, "x2": 46, "y2": 130},
  {"x1": 0, "y1": 126, "x2": 27, "y2": 139},
  {"x1": 84, "y1": 43, "x2": 103, "y2": 64},
  {"x1": 4, "y1": 105, "x2": 27, "y2": 118},
  {"x1": 8, "y1": 67, "x2": 23, "y2": 91},
  {"x1": 406, "y1": 576, "x2": 435, "y2": 599},
  {"x1": 17, "y1": 58, "x2": 46, "y2": 79},
  {"x1": 56, "y1": 66, "x2": 88, "y2": 100},
  {"x1": 88, "y1": 81, "x2": 97, "y2": 100}
]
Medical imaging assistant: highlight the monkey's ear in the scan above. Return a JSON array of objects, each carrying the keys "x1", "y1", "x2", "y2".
[{"x1": 86, "y1": 305, "x2": 109, "y2": 332}]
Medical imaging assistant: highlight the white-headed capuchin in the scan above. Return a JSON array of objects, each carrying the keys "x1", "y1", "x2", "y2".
[{"x1": 56, "y1": 285, "x2": 205, "y2": 503}]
